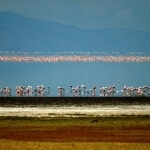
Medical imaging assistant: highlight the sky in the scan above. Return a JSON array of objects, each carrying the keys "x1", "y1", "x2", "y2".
[{"x1": 0, "y1": 0, "x2": 150, "y2": 31}]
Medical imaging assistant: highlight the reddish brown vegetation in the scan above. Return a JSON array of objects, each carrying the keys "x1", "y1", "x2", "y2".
[{"x1": 0, "y1": 126, "x2": 150, "y2": 143}]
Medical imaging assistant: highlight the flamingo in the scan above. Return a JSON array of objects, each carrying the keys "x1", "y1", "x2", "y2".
[
  {"x1": 70, "y1": 85, "x2": 81, "y2": 97},
  {"x1": 0, "y1": 89, "x2": 3, "y2": 96},
  {"x1": 121, "y1": 85, "x2": 127, "y2": 96},
  {"x1": 148, "y1": 87, "x2": 150, "y2": 96},
  {"x1": 87, "y1": 86, "x2": 96, "y2": 96},
  {"x1": 81, "y1": 85, "x2": 86, "y2": 95},
  {"x1": 35, "y1": 85, "x2": 47, "y2": 97},
  {"x1": 42, "y1": 86, "x2": 50, "y2": 96},
  {"x1": 74, "y1": 86, "x2": 82, "y2": 97},
  {"x1": 3, "y1": 87, "x2": 11, "y2": 97},
  {"x1": 47, "y1": 87, "x2": 50, "y2": 95},
  {"x1": 26, "y1": 86, "x2": 33, "y2": 97},
  {"x1": 16, "y1": 86, "x2": 26, "y2": 97},
  {"x1": 70, "y1": 85, "x2": 73, "y2": 94},
  {"x1": 100, "y1": 86, "x2": 116, "y2": 97},
  {"x1": 58, "y1": 86, "x2": 65, "y2": 96},
  {"x1": 104, "y1": 87, "x2": 108, "y2": 96},
  {"x1": 93, "y1": 86, "x2": 96, "y2": 96},
  {"x1": 100, "y1": 86, "x2": 104, "y2": 96}
]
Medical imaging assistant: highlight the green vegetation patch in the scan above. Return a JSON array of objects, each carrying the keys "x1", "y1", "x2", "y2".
[{"x1": 0, "y1": 116, "x2": 150, "y2": 128}]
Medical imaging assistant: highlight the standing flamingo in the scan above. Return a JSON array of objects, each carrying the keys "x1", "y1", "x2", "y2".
[
  {"x1": 58, "y1": 86, "x2": 65, "y2": 96},
  {"x1": 0, "y1": 89, "x2": 3, "y2": 96},
  {"x1": 3, "y1": 87, "x2": 11, "y2": 97}
]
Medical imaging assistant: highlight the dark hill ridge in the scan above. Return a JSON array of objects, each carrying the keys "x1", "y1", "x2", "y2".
[{"x1": 0, "y1": 11, "x2": 150, "y2": 53}]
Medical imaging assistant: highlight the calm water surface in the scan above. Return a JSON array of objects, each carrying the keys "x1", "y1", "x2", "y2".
[{"x1": 0, "y1": 62, "x2": 150, "y2": 96}]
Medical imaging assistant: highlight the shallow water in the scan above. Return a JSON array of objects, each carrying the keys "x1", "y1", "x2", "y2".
[{"x1": 0, "y1": 62, "x2": 150, "y2": 96}]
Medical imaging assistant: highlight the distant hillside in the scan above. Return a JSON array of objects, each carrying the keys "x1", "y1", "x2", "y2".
[{"x1": 0, "y1": 11, "x2": 150, "y2": 53}]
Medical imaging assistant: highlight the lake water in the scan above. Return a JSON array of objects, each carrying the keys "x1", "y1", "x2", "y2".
[{"x1": 0, "y1": 62, "x2": 150, "y2": 96}]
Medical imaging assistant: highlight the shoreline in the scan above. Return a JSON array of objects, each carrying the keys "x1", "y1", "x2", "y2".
[
  {"x1": 0, "y1": 97, "x2": 150, "y2": 117},
  {"x1": 0, "y1": 96, "x2": 150, "y2": 106}
]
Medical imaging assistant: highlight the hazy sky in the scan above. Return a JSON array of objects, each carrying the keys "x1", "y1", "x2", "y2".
[{"x1": 0, "y1": 0, "x2": 150, "y2": 31}]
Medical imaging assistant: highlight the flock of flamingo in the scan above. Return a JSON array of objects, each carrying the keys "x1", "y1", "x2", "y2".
[
  {"x1": 0, "y1": 55, "x2": 150, "y2": 62},
  {"x1": 0, "y1": 84, "x2": 150, "y2": 97}
]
